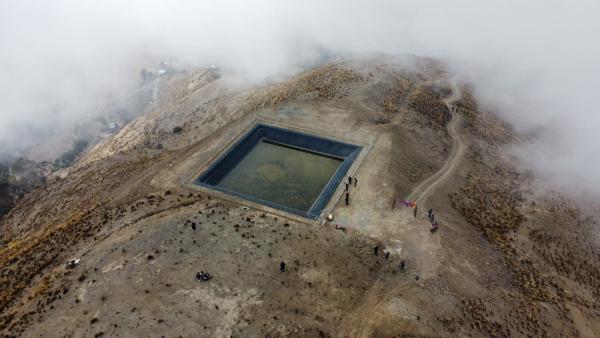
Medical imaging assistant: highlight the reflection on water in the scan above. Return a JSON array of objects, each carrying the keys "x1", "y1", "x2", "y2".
[{"x1": 217, "y1": 140, "x2": 342, "y2": 212}]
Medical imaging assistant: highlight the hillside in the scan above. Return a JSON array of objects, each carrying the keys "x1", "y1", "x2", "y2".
[{"x1": 1, "y1": 56, "x2": 599, "y2": 337}]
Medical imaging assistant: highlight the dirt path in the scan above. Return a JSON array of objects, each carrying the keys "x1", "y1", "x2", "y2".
[
  {"x1": 338, "y1": 80, "x2": 464, "y2": 337},
  {"x1": 407, "y1": 80, "x2": 464, "y2": 204}
]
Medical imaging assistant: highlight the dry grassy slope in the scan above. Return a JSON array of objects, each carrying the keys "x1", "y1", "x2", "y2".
[
  {"x1": 448, "y1": 94, "x2": 600, "y2": 337},
  {"x1": 2, "y1": 56, "x2": 597, "y2": 337},
  {"x1": 0, "y1": 58, "x2": 452, "y2": 336},
  {"x1": 78, "y1": 64, "x2": 364, "y2": 168},
  {"x1": 0, "y1": 159, "x2": 53, "y2": 219}
]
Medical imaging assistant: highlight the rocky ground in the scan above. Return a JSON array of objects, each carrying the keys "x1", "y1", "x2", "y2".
[{"x1": 0, "y1": 55, "x2": 599, "y2": 337}]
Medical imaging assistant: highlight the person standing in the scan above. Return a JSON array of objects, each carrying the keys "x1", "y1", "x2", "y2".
[
  {"x1": 413, "y1": 204, "x2": 418, "y2": 218},
  {"x1": 345, "y1": 192, "x2": 350, "y2": 206},
  {"x1": 353, "y1": 177, "x2": 358, "y2": 187}
]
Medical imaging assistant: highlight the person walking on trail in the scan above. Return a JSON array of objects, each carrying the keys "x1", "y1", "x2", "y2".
[
  {"x1": 353, "y1": 177, "x2": 357, "y2": 187},
  {"x1": 348, "y1": 176, "x2": 352, "y2": 185},
  {"x1": 345, "y1": 192, "x2": 350, "y2": 206},
  {"x1": 427, "y1": 209, "x2": 433, "y2": 221},
  {"x1": 280, "y1": 261, "x2": 286, "y2": 272},
  {"x1": 431, "y1": 222, "x2": 439, "y2": 233},
  {"x1": 413, "y1": 204, "x2": 418, "y2": 218},
  {"x1": 345, "y1": 182, "x2": 349, "y2": 192}
]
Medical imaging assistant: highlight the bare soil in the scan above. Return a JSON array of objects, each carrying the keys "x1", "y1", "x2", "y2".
[{"x1": 1, "y1": 55, "x2": 599, "y2": 337}]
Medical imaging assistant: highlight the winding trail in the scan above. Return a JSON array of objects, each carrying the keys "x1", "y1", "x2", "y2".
[
  {"x1": 338, "y1": 80, "x2": 465, "y2": 338},
  {"x1": 407, "y1": 80, "x2": 465, "y2": 204}
]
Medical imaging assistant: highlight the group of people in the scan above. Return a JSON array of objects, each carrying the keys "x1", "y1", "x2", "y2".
[
  {"x1": 344, "y1": 176, "x2": 358, "y2": 206},
  {"x1": 374, "y1": 244, "x2": 407, "y2": 272},
  {"x1": 196, "y1": 270, "x2": 213, "y2": 281},
  {"x1": 427, "y1": 208, "x2": 439, "y2": 233},
  {"x1": 373, "y1": 245, "x2": 391, "y2": 260},
  {"x1": 403, "y1": 200, "x2": 440, "y2": 233}
]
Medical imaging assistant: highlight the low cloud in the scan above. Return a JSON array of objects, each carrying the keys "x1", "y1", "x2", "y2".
[{"x1": 1, "y1": 0, "x2": 599, "y2": 192}]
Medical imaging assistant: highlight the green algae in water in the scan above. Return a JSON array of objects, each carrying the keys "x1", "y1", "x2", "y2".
[{"x1": 216, "y1": 140, "x2": 342, "y2": 212}]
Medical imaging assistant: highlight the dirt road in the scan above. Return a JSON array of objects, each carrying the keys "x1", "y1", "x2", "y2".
[
  {"x1": 339, "y1": 80, "x2": 465, "y2": 337},
  {"x1": 407, "y1": 80, "x2": 464, "y2": 204}
]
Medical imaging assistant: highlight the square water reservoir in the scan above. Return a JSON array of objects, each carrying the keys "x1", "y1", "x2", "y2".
[{"x1": 195, "y1": 124, "x2": 361, "y2": 219}]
